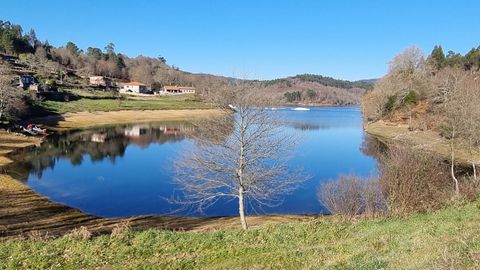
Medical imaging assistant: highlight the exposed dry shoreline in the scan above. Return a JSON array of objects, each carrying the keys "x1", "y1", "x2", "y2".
[
  {"x1": 365, "y1": 120, "x2": 480, "y2": 166},
  {"x1": 0, "y1": 109, "x2": 315, "y2": 240},
  {"x1": 30, "y1": 109, "x2": 225, "y2": 130}
]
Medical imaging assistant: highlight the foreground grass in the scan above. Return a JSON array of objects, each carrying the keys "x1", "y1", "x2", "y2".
[
  {"x1": 1, "y1": 200, "x2": 479, "y2": 269},
  {"x1": 39, "y1": 95, "x2": 211, "y2": 115}
]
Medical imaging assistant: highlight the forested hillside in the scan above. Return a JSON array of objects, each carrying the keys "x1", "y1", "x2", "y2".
[
  {"x1": 0, "y1": 18, "x2": 373, "y2": 113},
  {"x1": 362, "y1": 44, "x2": 480, "y2": 187}
]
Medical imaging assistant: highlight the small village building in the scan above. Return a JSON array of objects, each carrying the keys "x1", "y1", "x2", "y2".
[
  {"x1": 120, "y1": 82, "x2": 148, "y2": 94},
  {"x1": 18, "y1": 75, "x2": 36, "y2": 89},
  {"x1": 161, "y1": 85, "x2": 196, "y2": 94},
  {"x1": 89, "y1": 76, "x2": 112, "y2": 87}
]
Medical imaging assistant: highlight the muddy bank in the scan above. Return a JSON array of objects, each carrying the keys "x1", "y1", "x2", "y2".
[{"x1": 0, "y1": 174, "x2": 315, "y2": 240}]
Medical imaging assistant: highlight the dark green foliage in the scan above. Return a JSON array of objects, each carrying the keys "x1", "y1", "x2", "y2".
[
  {"x1": 261, "y1": 75, "x2": 374, "y2": 90},
  {"x1": 284, "y1": 91, "x2": 302, "y2": 102},
  {"x1": 426, "y1": 45, "x2": 480, "y2": 71},
  {"x1": 0, "y1": 20, "x2": 34, "y2": 55},
  {"x1": 305, "y1": 89, "x2": 317, "y2": 100},
  {"x1": 66, "y1": 41, "x2": 81, "y2": 56},
  {"x1": 86, "y1": 47, "x2": 103, "y2": 60},
  {"x1": 403, "y1": 90, "x2": 417, "y2": 105},
  {"x1": 385, "y1": 95, "x2": 396, "y2": 113},
  {"x1": 294, "y1": 74, "x2": 374, "y2": 90},
  {"x1": 464, "y1": 46, "x2": 480, "y2": 70},
  {"x1": 445, "y1": 50, "x2": 465, "y2": 68},
  {"x1": 429, "y1": 45, "x2": 446, "y2": 70}
]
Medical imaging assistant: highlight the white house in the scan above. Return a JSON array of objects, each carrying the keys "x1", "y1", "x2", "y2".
[
  {"x1": 160, "y1": 85, "x2": 196, "y2": 95},
  {"x1": 89, "y1": 76, "x2": 112, "y2": 87},
  {"x1": 120, "y1": 82, "x2": 148, "y2": 94}
]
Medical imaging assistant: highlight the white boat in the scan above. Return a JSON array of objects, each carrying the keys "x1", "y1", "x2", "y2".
[
  {"x1": 228, "y1": 104, "x2": 237, "y2": 112},
  {"x1": 292, "y1": 107, "x2": 310, "y2": 111}
]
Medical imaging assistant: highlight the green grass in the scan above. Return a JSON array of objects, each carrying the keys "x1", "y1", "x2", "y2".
[
  {"x1": 1, "y1": 200, "x2": 479, "y2": 269},
  {"x1": 38, "y1": 95, "x2": 211, "y2": 115}
]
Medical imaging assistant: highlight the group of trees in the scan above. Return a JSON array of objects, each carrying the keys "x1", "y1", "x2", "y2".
[
  {"x1": 429, "y1": 45, "x2": 480, "y2": 71},
  {"x1": 262, "y1": 74, "x2": 374, "y2": 90},
  {"x1": 0, "y1": 20, "x2": 37, "y2": 55},
  {"x1": 362, "y1": 44, "x2": 480, "y2": 197}
]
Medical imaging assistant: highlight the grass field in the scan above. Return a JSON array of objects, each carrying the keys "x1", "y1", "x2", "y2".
[
  {"x1": 38, "y1": 95, "x2": 211, "y2": 115},
  {"x1": 1, "y1": 199, "x2": 479, "y2": 269}
]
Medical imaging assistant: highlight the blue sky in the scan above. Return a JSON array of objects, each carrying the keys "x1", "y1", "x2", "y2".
[{"x1": 1, "y1": 0, "x2": 479, "y2": 80}]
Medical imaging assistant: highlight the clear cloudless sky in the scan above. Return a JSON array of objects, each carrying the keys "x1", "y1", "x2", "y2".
[{"x1": 1, "y1": 0, "x2": 479, "y2": 80}]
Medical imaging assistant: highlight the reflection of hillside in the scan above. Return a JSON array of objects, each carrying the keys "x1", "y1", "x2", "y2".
[
  {"x1": 5, "y1": 122, "x2": 196, "y2": 181},
  {"x1": 288, "y1": 122, "x2": 324, "y2": 131}
]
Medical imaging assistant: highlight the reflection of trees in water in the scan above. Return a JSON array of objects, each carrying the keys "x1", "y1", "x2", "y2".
[
  {"x1": 5, "y1": 122, "x2": 196, "y2": 181},
  {"x1": 360, "y1": 135, "x2": 388, "y2": 162}
]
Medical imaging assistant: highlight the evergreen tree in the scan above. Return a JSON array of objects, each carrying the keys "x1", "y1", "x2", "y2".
[
  {"x1": 429, "y1": 45, "x2": 446, "y2": 70},
  {"x1": 66, "y1": 41, "x2": 80, "y2": 56}
]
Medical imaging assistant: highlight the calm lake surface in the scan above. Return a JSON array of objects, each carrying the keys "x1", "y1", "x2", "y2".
[{"x1": 6, "y1": 107, "x2": 377, "y2": 217}]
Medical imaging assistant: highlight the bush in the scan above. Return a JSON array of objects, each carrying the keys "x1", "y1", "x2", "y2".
[
  {"x1": 317, "y1": 174, "x2": 387, "y2": 219},
  {"x1": 379, "y1": 146, "x2": 452, "y2": 214},
  {"x1": 403, "y1": 90, "x2": 417, "y2": 105},
  {"x1": 384, "y1": 95, "x2": 396, "y2": 113}
]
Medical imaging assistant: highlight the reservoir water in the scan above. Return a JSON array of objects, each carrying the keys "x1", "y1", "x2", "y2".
[{"x1": 6, "y1": 107, "x2": 377, "y2": 218}]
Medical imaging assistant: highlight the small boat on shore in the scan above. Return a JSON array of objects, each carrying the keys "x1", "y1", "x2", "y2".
[{"x1": 21, "y1": 124, "x2": 49, "y2": 136}]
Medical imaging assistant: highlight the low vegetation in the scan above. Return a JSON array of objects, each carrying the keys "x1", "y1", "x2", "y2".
[
  {"x1": 35, "y1": 95, "x2": 210, "y2": 115},
  {"x1": 1, "y1": 199, "x2": 479, "y2": 269}
]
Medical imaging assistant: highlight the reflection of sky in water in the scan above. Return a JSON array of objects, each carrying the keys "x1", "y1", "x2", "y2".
[{"x1": 18, "y1": 107, "x2": 377, "y2": 218}]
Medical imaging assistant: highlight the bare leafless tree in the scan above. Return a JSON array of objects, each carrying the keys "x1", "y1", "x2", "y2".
[
  {"x1": 173, "y1": 89, "x2": 306, "y2": 229},
  {"x1": 0, "y1": 64, "x2": 26, "y2": 123},
  {"x1": 440, "y1": 68, "x2": 469, "y2": 195},
  {"x1": 317, "y1": 174, "x2": 387, "y2": 220}
]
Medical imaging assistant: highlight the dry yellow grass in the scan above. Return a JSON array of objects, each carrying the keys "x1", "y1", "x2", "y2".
[
  {"x1": 0, "y1": 132, "x2": 42, "y2": 166},
  {"x1": 31, "y1": 109, "x2": 224, "y2": 130},
  {"x1": 365, "y1": 120, "x2": 480, "y2": 165}
]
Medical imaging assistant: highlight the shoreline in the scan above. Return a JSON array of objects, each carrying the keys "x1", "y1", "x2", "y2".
[
  {"x1": 29, "y1": 109, "x2": 225, "y2": 130},
  {"x1": 0, "y1": 108, "x2": 315, "y2": 239},
  {"x1": 365, "y1": 120, "x2": 480, "y2": 166}
]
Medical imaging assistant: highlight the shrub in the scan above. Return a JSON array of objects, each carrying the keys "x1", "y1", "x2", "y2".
[
  {"x1": 111, "y1": 220, "x2": 131, "y2": 239},
  {"x1": 378, "y1": 146, "x2": 452, "y2": 214},
  {"x1": 67, "y1": 226, "x2": 92, "y2": 240},
  {"x1": 317, "y1": 174, "x2": 387, "y2": 219},
  {"x1": 403, "y1": 90, "x2": 417, "y2": 105},
  {"x1": 384, "y1": 95, "x2": 396, "y2": 113}
]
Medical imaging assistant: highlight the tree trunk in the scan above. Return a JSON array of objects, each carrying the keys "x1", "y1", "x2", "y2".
[
  {"x1": 238, "y1": 186, "x2": 248, "y2": 230},
  {"x1": 450, "y1": 129, "x2": 459, "y2": 195},
  {"x1": 473, "y1": 162, "x2": 477, "y2": 181}
]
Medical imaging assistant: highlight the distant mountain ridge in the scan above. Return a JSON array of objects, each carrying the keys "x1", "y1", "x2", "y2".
[{"x1": 258, "y1": 74, "x2": 376, "y2": 90}]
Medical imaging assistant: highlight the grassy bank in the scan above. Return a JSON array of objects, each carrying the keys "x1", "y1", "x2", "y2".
[
  {"x1": 38, "y1": 95, "x2": 211, "y2": 115},
  {"x1": 365, "y1": 120, "x2": 480, "y2": 166},
  {"x1": 1, "y1": 199, "x2": 479, "y2": 269}
]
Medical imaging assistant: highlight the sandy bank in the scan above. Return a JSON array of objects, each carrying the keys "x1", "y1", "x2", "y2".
[{"x1": 30, "y1": 109, "x2": 225, "y2": 130}]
